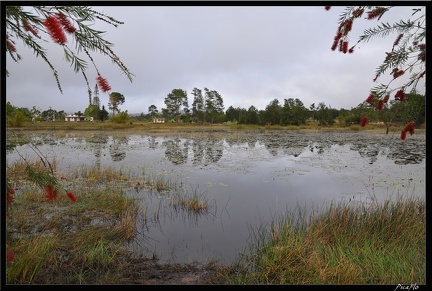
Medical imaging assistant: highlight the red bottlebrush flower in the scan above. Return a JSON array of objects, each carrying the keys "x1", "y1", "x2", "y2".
[
  {"x1": 338, "y1": 39, "x2": 344, "y2": 52},
  {"x1": 360, "y1": 116, "x2": 368, "y2": 127},
  {"x1": 7, "y1": 251, "x2": 15, "y2": 263},
  {"x1": 342, "y1": 41, "x2": 349, "y2": 54},
  {"x1": 418, "y1": 51, "x2": 425, "y2": 62},
  {"x1": 22, "y1": 19, "x2": 38, "y2": 35},
  {"x1": 352, "y1": 7, "x2": 364, "y2": 18},
  {"x1": 402, "y1": 121, "x2": 415, "y2": 133},
  {"x1": 7, "y1": 187, "x2": 15, "y2": 204},
  {"x1": 43, "y1": 16, "x2": 67, "y2": 45},
  {"x1": 376, "y1": 99, "x2": 384, "y2": 111},
  {"x1": 55, "y1": 12, "x2": 76, "y2": 34},
  {"x1": 45, "y1": 185, "x2": 54, "y2": 200},
  {"x1": 67, "y1": 192, "x2": 77, "y2": 203},
  {"x1": 408, "y1": 127, "x2": 415, "y2": 136},
  {"x1": 393, "y1": 34, "x2": 403, "y2": 46},
  {"x1": 331, "y1": 39, "x2": 338, "y2": 51},
  {"x1": 6, "y1": 40, "x2": 16, "y2": 52},
  {"x1": 325, "y1": 6, "x2": 331, "y2": 11},
  {"x1": 393, "y1": 69, "x2": 405, "y2": 79},
  {"x1": 400, "y1": 130, "x2": 407, "y2": 141},
  {"x1": 383, "y1": 94, "x2": 390, "y2": 103},
  {"x1": 342, "y1": 19, "x2": 353, "y2": 36},
  {"x1": 365, "y1": 93, "x2": 375, "y2": 104},
  {"x1": 394, "y1": 89, "x2": 405, "y2": 101},
  {"x1": 96, "y1": 75, "x2": 111, "y2": 93},
  {"x1": 366, "y1": 7, "x2": 387, "y2": 20}
]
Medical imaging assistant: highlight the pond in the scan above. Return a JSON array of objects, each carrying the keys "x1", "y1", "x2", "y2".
[{"x1": 5, "y1": 130, "x2": 426, "y2": 265}]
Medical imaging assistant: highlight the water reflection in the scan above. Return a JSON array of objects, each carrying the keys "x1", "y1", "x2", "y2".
[{"x1": 5, "y1": 131, "x2": 426, "y2": 166}]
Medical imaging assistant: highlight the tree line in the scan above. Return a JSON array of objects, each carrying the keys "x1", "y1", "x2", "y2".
[{"x1": 6, "y1": 86, "x2": 425, "y2": 131}]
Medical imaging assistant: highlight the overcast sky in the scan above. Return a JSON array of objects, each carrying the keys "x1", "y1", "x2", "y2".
[{"x1": 5, "y1": 5, "x2": 426, "y2": 115}]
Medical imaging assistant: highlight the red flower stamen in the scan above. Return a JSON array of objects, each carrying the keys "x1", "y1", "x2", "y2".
[
  {"x1": 393, "y1": 69, "x2": 405, "y2": 79},
  {"x1": 44, "y1": 185, "x2": 56, "y2": 200},
  {"x1": 394, "y1": 90, "x2": 405, "y2": 101},
  {"x1": 366, "y1": 7, "x2": 387, "y2": 20},
  {"x1": 365, "y1": 94, "x2": 375, "y2": 104},
  {"x1": 22, "y1": 19, "x2": 38, "y2": 36},
  {"x1": 342, "y1": 19, "x2": 353, "y2": 36},
  {"x1": 43, "y1": 16, "x2": 67, "y2": 45},
  {"x1": 376, "y1": 100, "x2": 384, "y2": 111},
  {"x1": 6, "y1": 40, "x2": 16, "y2": 52},
  {"x1": 352, "y1": 7, "x2": 364, "y2": 18},
  {"x1": 402, "y1": 121, "x2": 415, "y2": 133},
  {"x1": 400, "y1": 130, "x2": 407, "y2": 140},
  {"x1": 55, "y1": 12, "x2": 76, "y2": 34},
  {"x1": 342, "y1": 41, "x2": 349, "y2": 54},
  {"x1": 7, "y1": 251, "x2": 15, "y2": 263},
  {"x1": 7, "y1": 187, "x2": 15, "y2": 204},
  {"x1": 382, "y1": 94, "x2": 390, "y2": 103},
  {"x1": 393, "y1": 34, "x2": 403, "y2": 46},
  {"x1": 96, "y1": 75, "x2": 111, "y2": 93},
  {"x1": 331, "y1": 39, "x2": 338, "y2": 51},
  {"x1": 360, "y1": 116, "x2": 368, "y2": 127},
  {"x1": 67, "y1": 192, "x2": 78, "y2": 203}
]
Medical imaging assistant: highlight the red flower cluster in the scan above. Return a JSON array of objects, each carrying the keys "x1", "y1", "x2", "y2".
[
  {"x1": 400, "y1": 121, "x2": 415, "y2": 140},
  {"x1": 7, "y1": 187, "x2": 15, "y2": 204},
  {"x1": 417, "y1": 43, "x2": 426, "y2": 62},
  {"x1": 394, "y1": 89, "x2": 405, "y2": 101},
  {"x1": 331, "y1": 18, "x2": 353, "y2": 52},
  {"x1": 96, "y1": 75, "x2": 112, "y2": 93},
  {"x1": 67, "y1": 192, "x2": 78, "y2": 203},
  {"x1": 360, "y1": 116, "x2": 368, "y2": 127},
  {"x1": 376, "y1": 99, "x2": 384, "y2": 111},
  {"x1": 43, "y1": 16, "x2": 67, "y2": 45},
  {"x1": 352, "y1": 7, "x2": 364, "y2": 18},
  {"x1": 22, "y1": 19, "x2": 38, "y2": 36},
  {"x1": 393, "y1": 69, "x2": 404, "y2": 79},
  {"x1": 45, "y1": 185, "x2": 59, "y2": 200},
  {"x1": 7, "y1": 251, "x2": 15, "y2": 263},
  {"x1": 365, "y1": 93, "x2": 375, "y2": 104},
  {"x1": 366, "y1": 7, "x2": 387, "y2": 20},
  {"x1": 393, "y1": 34, "x2": 403, "y2": 46},
  {"x1": 340, "y1": 41, "x2": 349, "y2": 54},
  {"x1": 55, "y1": 12, "x2": 76, "y2": 34},
  {"x1": 6, "y1": 39, "x2": 16, "y2": 53}
]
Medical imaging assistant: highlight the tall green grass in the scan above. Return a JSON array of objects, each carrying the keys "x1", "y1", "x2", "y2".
[{"x1": 219, "y1": 195, "x2": 425, "y2": 284}]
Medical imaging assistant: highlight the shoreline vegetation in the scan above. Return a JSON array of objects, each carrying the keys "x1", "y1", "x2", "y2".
[{"x1": 5, "y1": 122, "x2": 426, "y2": 284}]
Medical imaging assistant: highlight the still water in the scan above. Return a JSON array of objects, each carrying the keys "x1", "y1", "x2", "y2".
[{"x1": 5, "y1": 130, "x2": 426, "y2": 265}]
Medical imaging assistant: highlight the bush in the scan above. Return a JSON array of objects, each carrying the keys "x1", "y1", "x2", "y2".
[
  {"x1": 7, "y1": 111, "x2": 28, "y2": 127},
  {"x1": 111, "y1": 111, "x2": 129, "y2": 124}
]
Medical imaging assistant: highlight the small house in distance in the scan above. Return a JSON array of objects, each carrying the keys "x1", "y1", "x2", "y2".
[
  {"x1": 65, "y1": 115, "x2": 86, "y2": 122},
  {"x1": 152, "y1": 117, "x2": 165, "y2": 123}
]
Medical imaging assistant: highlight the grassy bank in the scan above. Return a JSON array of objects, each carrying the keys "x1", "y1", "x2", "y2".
[
  {"x1": 218, "y1": 195, "x2": 425, "y2": 284},
  {"x1": 7, "y1": 119, "x2": 418, "y2": 134}
]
